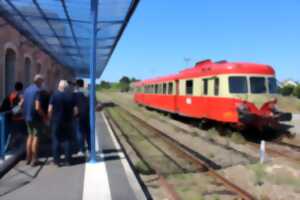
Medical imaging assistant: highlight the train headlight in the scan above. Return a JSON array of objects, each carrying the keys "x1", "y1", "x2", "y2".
[
  {"x1": 236, "y1": 103, "x2": 249, "y2": 113},
  {"x1": 269, "y1": 103, "x2": 278, "y2": 113}
]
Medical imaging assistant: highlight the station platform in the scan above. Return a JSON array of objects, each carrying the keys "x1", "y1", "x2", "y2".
[{"x1": 0, "y1": 112, "x2": 146, "y2": 200}]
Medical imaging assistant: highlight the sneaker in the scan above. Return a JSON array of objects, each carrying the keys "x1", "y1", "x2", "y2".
[
  {"x1": 26, "y1": 158, "x2": 31, "y2": 165},
  {"x1": 77, "y1": 151, "x2": 84, "y2": 157}
]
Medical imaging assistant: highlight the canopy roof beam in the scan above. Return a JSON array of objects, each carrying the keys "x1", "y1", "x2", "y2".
[
  {"x1": 49, "y1": 43, "x2": 113, "y2": 49},
  {"x1": 59, "y1": 0, "x2": 83, "y2": 66},
  {"x1": 32, "y1": 0, "x2": 76, "y2": 63},
  {"x1": 6, "y1": 12, "x2": 124, "y2": 25}
]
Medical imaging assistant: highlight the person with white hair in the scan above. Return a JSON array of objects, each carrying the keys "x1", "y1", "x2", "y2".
[
  {"x1": 23, "y1": 74, "x2": 47, "y2": 166},
  {"x1": 48, "y1": 80, "x2": 78, "y2": 166}
]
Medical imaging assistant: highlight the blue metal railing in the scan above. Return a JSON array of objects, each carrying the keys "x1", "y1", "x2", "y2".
[{"x1": 0, "y1": 112, "x2": 10, "y2": 160}]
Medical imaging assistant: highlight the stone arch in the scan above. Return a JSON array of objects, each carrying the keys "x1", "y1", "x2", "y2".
[{"x1": 4, "y1": 48, "x2": 16, "y2": 95}]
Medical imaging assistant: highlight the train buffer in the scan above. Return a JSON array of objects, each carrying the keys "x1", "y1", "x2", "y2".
[{"x1": 0, "y1": 112, "x2": 147, "y2": 200}]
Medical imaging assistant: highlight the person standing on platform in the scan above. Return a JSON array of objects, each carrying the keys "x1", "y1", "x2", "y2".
[
  {"x1": 8, "y1": 82, "x2": 26, "y2": 148},
  {"x1": 23, "y1": 75, "x2": 46, "y2": 166},
  {"x1": 48, "y1": 80, "x2": 78, "y2": 166},
  {"x1": 74, "y1": 79, "x2": 91, "y2": 155}
]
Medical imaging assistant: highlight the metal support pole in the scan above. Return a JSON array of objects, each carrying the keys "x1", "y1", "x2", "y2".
[
  {"x1": 89, "y1": 0, "x2": 99, "y2": 163},
  {"x1": 0, "y1": 114, "x2": 5, "y2": 160}
]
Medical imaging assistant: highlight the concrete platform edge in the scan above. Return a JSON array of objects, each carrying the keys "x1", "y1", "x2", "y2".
[
  {"x1": 0, "y1": 147, "x2": 25, "y2": 179},
  {"x1": 102, "y1": 112, "x2": 151, "y2": 200}
]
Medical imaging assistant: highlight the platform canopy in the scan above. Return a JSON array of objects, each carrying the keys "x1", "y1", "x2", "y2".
[{"x1": 0, "y1": 0, "x2": 139, "y2": 77}]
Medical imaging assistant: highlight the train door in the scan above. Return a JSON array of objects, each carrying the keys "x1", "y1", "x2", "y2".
[
  {"x1": 175, "y1": 80, "x2": 179, "y2": 112},
  {"x1": 206, "y1": 78, "x2": 215, "y2": 118},
  {"x1": 202, "y1": 78, "x2": 214, "y2": 117}
]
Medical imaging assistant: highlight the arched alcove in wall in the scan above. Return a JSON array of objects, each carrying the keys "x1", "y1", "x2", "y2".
[
  {"x1": 36, "y1": 63, "x2": 42, "y2": 74},
  {"x1": 24, "y1": 57, "x2": 31, "y2": 86},
  {"x1": 5, "y1": 48, "x2": 16, "y2": 95}
]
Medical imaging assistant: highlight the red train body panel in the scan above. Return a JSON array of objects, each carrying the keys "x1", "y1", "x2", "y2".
[{"x1": 133, "y1": 60, "x2": 292, "y2": 129}]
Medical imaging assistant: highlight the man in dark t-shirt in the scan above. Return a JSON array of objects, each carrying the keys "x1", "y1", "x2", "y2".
[
  {"x1": 74, "y1": 79, "x2": 90, "y2": 154},
  {"x1": 48, "y1": 80, "x2": 78, "y2": 166}
]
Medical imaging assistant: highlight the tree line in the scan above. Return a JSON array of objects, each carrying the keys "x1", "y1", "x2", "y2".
[
  {"x1": 97, "y1": 76, "x2": 139, "y2": 92},
  {"x1": 279, "y1": 84, "x2": 300, "y2": 98}
]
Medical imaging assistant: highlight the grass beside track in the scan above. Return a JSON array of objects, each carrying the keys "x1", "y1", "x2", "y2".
[
  {"x1": 107, "y1": 106, "x2": 197, "y2": 174},
  {"x1": 105, "y1": 106, "x2": 239, "y2": 200}
]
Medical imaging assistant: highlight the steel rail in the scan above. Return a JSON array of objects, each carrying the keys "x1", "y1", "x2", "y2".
[
  {"x1": 117, "y1": 106, "x2": 256, "y2": 200},
  {"x1": 116, "y1": 110, "x2": 202, "y2": 173},
  {"x1": 104, "y1": 110, "x2": 181, "y2": 200}
]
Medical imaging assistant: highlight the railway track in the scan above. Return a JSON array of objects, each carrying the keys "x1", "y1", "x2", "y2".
[
  {"x1": 104, "y1": 106, "x2": 256, "y2": 200},
  {"x1": 142, "y1": 103, "x2": 300, "y2": 163},
  {"x1": 105, "y1": 110, "x2": 182, "y2": 200}
]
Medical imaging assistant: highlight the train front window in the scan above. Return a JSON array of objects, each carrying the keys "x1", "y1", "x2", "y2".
[
  {"x1": 268, "y1": 77, "x2": 277, "y2": 93},
  {"x1": 229, "y1": 77, "x2": 248, "y2": 93},
  {"x1": 250, "y1": 77, "x2": 266, "y2": 93}
]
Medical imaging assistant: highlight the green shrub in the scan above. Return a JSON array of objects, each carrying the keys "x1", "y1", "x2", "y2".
[
  {"x1": 293, "y1": 85, "x2": 300, "y2": 98},
  {"x1": 280, "y1": 85, "x2": 295, "y2": 96}
]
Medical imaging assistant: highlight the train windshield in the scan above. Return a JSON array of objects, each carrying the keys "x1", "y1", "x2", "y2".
[
  {"x1": 268, "y1": 77, "x2": 278, "y2": 93},
  {"x1": 250, "y1": 77, "x2": 266, "y2": 93},
  {"x1": 229, "y1": 76, "x2": 248, "y2": 93}
]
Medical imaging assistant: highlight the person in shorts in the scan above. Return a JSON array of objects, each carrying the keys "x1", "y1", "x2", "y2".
[{"x1": 23, "y1": 74, "x2": 47, "y2": 166}]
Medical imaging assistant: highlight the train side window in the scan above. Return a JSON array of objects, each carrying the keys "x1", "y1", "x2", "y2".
[
  {"x1": 155, "y1": 84, "x2": 158, "y2": 94},
  {"x1": 203, "y1": 79, "x2": 208, "y2": 95},
  {"x1": 168, "y1": 82, "x2": 173, "y2": 94},
  {"x1": 186, "y1": 80, "x2": 193, "y2": 95},
  {"x1": 163, "y1": 83, "x2": 167, "y2": 94},
  {"x1": 214, "y1": 78, "x2": 219, "y2": 96},
  {"x1": 229, "y1": 76, "x2": 248, "y2": 93}
]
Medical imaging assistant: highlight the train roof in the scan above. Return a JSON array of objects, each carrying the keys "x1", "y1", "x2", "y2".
[{"x1": 135, "y1": 59, "x2": 275, "y2": 85}]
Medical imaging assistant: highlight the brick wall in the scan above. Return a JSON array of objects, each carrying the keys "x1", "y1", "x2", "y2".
[{"x1": 0, "y1": 17, "x2": 75, "y2": 101}]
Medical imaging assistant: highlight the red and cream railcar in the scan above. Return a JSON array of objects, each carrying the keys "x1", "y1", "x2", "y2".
[{"x1": 133, "y1": 60, "x2": 291, "y2": 129}]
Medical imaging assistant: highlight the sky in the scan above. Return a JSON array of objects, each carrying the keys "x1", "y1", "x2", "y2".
[{"x1": 101, "y1": 0, "x2": 300, "y2": 82}]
